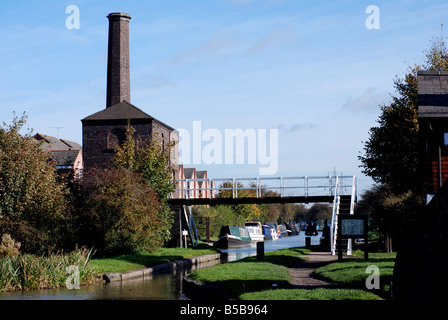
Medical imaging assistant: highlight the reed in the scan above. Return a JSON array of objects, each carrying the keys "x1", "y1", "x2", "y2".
[{"x1": 0, "y1": 248, "x2": 98, "y2": 292}]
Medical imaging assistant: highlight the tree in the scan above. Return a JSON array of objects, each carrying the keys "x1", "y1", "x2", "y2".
[
  {"x1": 216, "y1": 181, "x2": 263, "y2": 222},
  {"x1": 357, "y1": 184, "x2": 423, "y2": 252},
  {"x1": 359, "y1": 31, "x2": 448, "y2": 195},
  {"x1": 293, "y1": 204, "x2": 309, "y2": 222},
  {"x1": 79, "y1": 124, "x2": 176, "y2": 254},
  {"x1": 358, "y1": 31, "x2": 448, "y2": 251},
  {"x1": 112, "y1": 124, "x2": 175, "y2": 200},
  {"x1": 307, "y1": 204, "x2": 332, "y2": 223},
  {"x1": 0, "y1": 113, "x2": 69, "y2": 253},
  {"x1": 104, "y1": 123, "x2": 175, "y2": 252},
  {"x1": 81, "y1": 168, "x2": 167, "y2": 255},
  {"x1": 358, "y1": 66, "x2": 422, "y2": 194},
  {"x1": 193, "y1": 205, "x2": 242, "y2": 239}
]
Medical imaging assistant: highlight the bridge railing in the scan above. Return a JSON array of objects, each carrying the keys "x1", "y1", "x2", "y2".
[{"x1": 170, "y1": 175, "x2": 357, "y2": 200}]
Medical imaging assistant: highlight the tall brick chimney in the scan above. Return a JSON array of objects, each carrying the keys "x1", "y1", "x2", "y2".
[{"x1": 106, "y1": 12, "x2": 131, "y2": 108}]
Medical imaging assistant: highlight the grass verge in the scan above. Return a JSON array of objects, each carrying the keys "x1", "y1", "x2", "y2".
[
  {"x1": 188, "y1": 247, "x2": 309, "y2": 299},
  {"x1": 188, "y1": 248, "x2": 392, "y2": 300},
  {"x1": 91, "y1": 244, "x2": 219, "y2": 273},
  {"x1": 239, "y1": 288, "x2": 382, "y2": 300},
  {"x1": 313, "y1": 251, "x2": 396, "y2": 298}
]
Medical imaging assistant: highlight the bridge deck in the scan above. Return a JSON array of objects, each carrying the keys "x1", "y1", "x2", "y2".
[
  {"x1": 168, "y1": 195, "x2": 335, "y2": 206},
  {"x1": 169, "y1": 175, "x2": 357, "y2": 206}
]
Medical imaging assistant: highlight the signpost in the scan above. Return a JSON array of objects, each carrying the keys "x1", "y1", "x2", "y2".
[{"x1": 338, "y1": 214, "x2": 368, "y2": 261}]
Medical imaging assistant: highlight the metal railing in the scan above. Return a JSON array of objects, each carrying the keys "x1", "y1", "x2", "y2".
[
  {"x1": 330, "y1": 175, "x2": 357, "y2": 256},
  {"x1": 170, "y1": 175, "x2": 357, "y2": 200}
]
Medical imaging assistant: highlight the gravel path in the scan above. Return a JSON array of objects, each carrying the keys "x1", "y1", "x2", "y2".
[{"x1": 289, "y1": 252, "x2": 338, "y2": 288}]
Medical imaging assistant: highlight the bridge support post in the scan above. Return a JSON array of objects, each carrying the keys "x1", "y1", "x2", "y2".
[
  {"x1": 257, "y1": 242, "x2": 264, "y2": 261},
  {"x1": 305, "y1": 236, "x2": 311, "y2": 249}
]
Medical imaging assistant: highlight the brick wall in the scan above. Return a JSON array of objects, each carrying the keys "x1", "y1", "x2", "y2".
[
  {"x1": 82, "y1": 119, "x2": 153, "y2": 173},
  {"x1": 83, "y1": 118, "x2": 178, "y2": 174}
]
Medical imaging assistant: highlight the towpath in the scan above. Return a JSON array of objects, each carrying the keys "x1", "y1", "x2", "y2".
[{"x1": 289, "y1": 251, "x2": 338, "y2": 288}]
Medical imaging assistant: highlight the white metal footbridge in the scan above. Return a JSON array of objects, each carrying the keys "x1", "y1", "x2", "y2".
[{"x1": 168, "y1": 175, "x2": 357, "y2": 255}]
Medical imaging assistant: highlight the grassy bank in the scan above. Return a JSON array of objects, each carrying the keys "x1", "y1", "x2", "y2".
[
  {"x1": 239, "y1": 288, "x2": 382, "y2": 300},
  {"x1": 313, "y1": 250, "x2": 396, "y2": 298},
  {"x1": 1, "y1": 243, "x2": 218, "y2": 292},
  {"x1": 91, "y1": 244, "x2": 219, "y2": 273},
  {"x1": 188, "y1": 248, "x2": 309, "y2": 299},
  {"x1": 0, "y1": 248, "x2": 97, "y2": 292},
  {"x1": 188, "y1": 248, "x2": 393, "y2": 300}
]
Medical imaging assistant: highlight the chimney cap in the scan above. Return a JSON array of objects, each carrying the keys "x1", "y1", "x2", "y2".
[{"x1": 107, "y1": 12, "x2": 131, "y2": 20}]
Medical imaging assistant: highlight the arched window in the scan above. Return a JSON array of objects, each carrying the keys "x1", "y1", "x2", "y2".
[{"x1": 107, "y1": 128, "x2": 126, "y2": 151}]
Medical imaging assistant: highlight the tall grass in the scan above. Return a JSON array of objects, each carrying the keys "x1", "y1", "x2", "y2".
[{"x1": 0, "y1": 248, "x2": 98, "y2": 292}]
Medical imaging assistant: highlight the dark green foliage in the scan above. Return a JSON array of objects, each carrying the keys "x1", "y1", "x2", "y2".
[
  {"x1": 81, "y1": 168, "x2": 170, "y2": 255},
  {"x1": 358, "y1": 32, "x2": 448, "y2": 251},
  {"x1": 0, "y1": 113, "x2": 69, "y2": 254},
  {"x1": 359, "y1": 31, "x2": 448, "y2": 195}
]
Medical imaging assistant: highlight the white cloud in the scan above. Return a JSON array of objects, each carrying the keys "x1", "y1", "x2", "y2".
[
  {"x1": 247, "y1": 26, "x2": 299, "y2": 54},
  {"x1": 276, "y1": 122, "x2": 316, "y2": 133},
  {"x1": 342, "y1": 87, "x2": 390, "y2": 113}
]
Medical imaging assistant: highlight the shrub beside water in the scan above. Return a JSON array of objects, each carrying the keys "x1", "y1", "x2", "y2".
[
  {"x1": 0, "y1": 234, "x2": 21, "y2": 258},
  {"x1": 0, "y1": 248, "x2": 98, "y2": 292}
]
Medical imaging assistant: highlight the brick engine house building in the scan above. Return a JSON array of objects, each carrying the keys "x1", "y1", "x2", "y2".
[
  {"x1": 81, "y1": 13, "x2": 179, "y2": 179},
  {"x1": 80, "y1": 12, "x2": 216, "y2": 247}
]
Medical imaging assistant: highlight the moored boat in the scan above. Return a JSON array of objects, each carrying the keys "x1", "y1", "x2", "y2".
[
  {"x1": 244, "y1": 221, "x2": 265, "y2": 242},
  {"x1": 213, "y1": 226, "x2": 252, "y2": 249},
  {"x1": 262, "y1": 224, "x2": 278, "y2": 241},
  {"x1": 277, "y1": 224, "x2": 289, "y2": 238}
]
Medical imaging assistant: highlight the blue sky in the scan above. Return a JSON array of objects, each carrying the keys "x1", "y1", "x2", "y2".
[{"x1": 1, "y1": 0, "x2": 448, "y2": 197}]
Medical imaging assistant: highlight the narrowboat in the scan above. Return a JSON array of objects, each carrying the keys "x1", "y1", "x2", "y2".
[
  {"x1": 213, "y1": 226, "x2": 252, "y2": 249},
  {"x1": 262, "y1": 224, "x2": 278, "y2": 241},
  {"x1": 277, "y1": 224, "x2": 289, "y2": 238},
  {"x1": 284, "y1": 222, "x2": 300, "y2": 235},
  {"x1": 244, "y1": 221, "x2": 265, "y2": 242}
]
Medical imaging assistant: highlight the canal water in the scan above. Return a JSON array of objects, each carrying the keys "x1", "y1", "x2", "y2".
[{"x1": 0, "y1": 232, "x2": 321, "y2": 300}]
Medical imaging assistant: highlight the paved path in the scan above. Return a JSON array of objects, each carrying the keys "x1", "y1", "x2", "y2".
[{"x1": 289, "y1": 252, "x2": 338, "y2": 288}]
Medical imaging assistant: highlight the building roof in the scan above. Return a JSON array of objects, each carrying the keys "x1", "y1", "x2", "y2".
[
  {"x1": 52, "y1": 150, "x2": 81, "y2": 167},
  {"x1": 34, "y1": 133, "x2": 81, "y2": 151},
  {"x1": 184, "y1": 168, "x2": 196, "y2": 179},
  {"x1": 82, "y1": 101, "x2": 154, "y2": 121},
  {"x1": 196, "y1": 171, "x2": 207, "y2": 179},
  {"x1": 34, "y1": 133, "x2": 82, "y2": 167},
  {"x1": 82, "y1": 100, "x2": 175, "y2": 131}
]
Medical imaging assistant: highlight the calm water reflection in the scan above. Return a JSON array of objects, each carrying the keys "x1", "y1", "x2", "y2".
[{"x1": 0, "y1": 232, "x2": 321, "y2": 300}]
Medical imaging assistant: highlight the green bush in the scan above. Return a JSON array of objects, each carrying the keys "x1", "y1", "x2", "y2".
[
  {"x1": 0, "y1": 114, "x2": 70, "y2": 254},
  {"x1": 82, "y1": 168, "x2": 172, "y2": 255}
]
